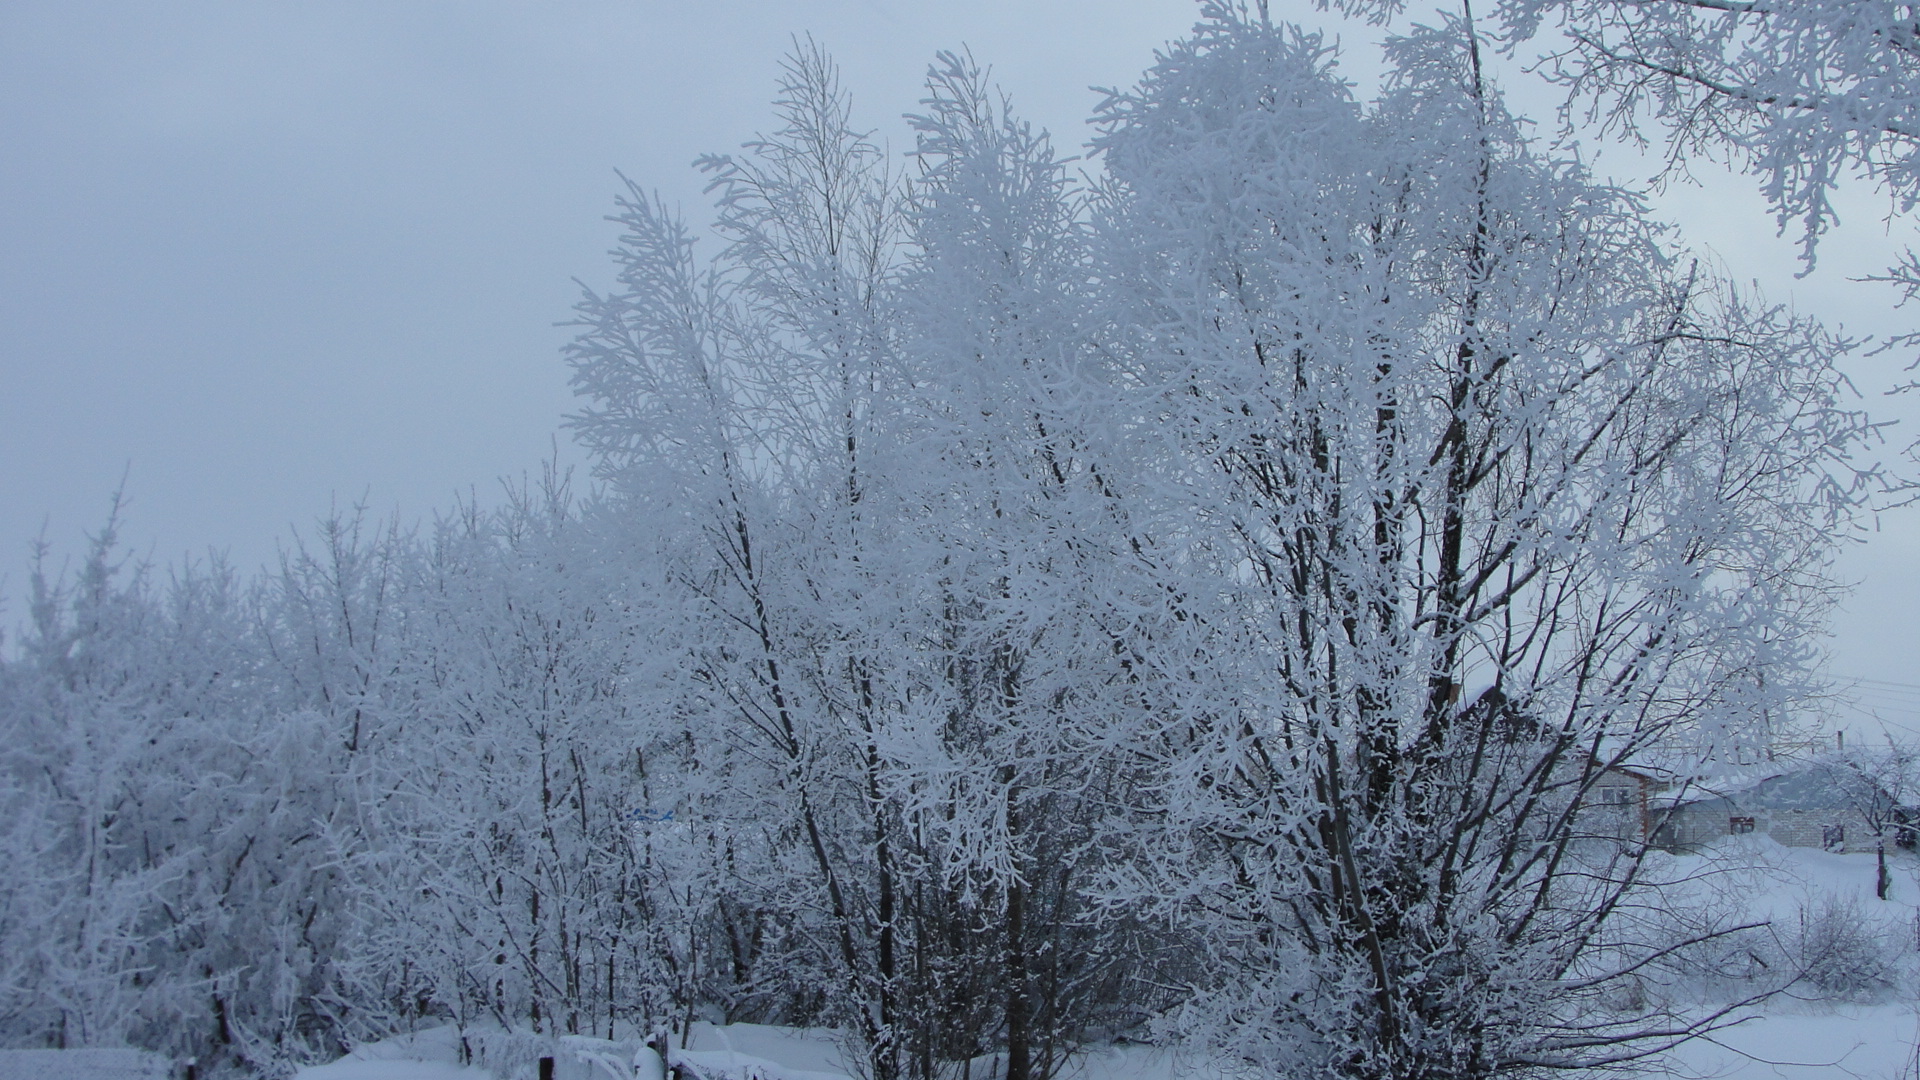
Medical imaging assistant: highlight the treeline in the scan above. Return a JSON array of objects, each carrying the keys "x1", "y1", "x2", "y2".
[
  {"x1": 0, "y1": 8, "x2": 1882, "y2": 1080},
  {"x1": 0, "y1": 479, "x2": 1169, "y2": 1079}
]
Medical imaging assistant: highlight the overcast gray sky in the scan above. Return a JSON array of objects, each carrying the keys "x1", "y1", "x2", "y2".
[{"x1": 2, "y1": 1, "x2": 1914, "y2": 736}]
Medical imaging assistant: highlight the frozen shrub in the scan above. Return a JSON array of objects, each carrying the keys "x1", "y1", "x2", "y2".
[{"x1": 1781, "y1": 895, "x2": 1900, "y2": 1001}]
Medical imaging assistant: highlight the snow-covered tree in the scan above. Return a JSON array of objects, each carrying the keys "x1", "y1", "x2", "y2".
[
  {"x1": 885, "y1": 51, "x2": 1182, "y2": 1080},
  {"x1": 0, "y1": 519, "x2": 200, "y2": 1055},
  {"x1": 1491, "y1": 0, "x2": 1920, "y2": 261},
  {"x1": 1089, "y1": 6, "x2": 1879, "y2": 1077},
  {"x1": 1328, "y1": 0, "x2": 1920, "y2": 329},
  {"x1": 567, "y1": 42, "x2": 1181, "y2": 1080},
  {"x1": 328, "y1": 479, "x2": 669, "y2": 1046},
  {"x1": 1815, "y1": 737, "x2": 1920, "y2": 898},
  {"x1": 567, "y1": 39, "x2": 925, "y2": 1073},
  {"x1": 0, "y1": 506, "x2": 360, "y2": 1076}
]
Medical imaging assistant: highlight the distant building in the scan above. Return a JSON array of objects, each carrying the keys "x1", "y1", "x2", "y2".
[
  {"x1": 1650, "y1": 768, "x2": 1913, "y2": 852},
  {"x1": 1580, "y1": 763, "x2": 1664, "y2": 843},
  {"x1": 1445, "y1": 686, "x2": 1900, "y2": 852},
  {"x1": 1454, "y1": 685, "x2": 1670, "y2": 844}
]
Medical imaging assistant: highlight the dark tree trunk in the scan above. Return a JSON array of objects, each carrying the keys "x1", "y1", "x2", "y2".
[{"x1": 1004, "y1": 873, "x2": 1031, "y2": 1080}]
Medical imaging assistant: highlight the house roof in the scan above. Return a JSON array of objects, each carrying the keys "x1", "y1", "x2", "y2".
[{"x1": 1663, "y1": 766, "x2": 1889, "y2": 813}]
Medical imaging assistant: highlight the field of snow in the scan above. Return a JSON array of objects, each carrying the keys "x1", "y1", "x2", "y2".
[
  {"x1": 1663, "y1": 1004, "x2": 1920, "y2": 1080},
  {"x1": 293, "y1": 1027, "x2": 493, "y2": 1080},
  {"x1": 299, "y1": 1011, "x2": 1920, "y2": 1080},
  {"x1": 1643, "y1": 837, "x2": 1920, "y2": 1079}
]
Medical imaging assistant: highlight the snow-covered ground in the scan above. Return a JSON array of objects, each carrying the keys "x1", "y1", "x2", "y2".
[
  {"x1": 292, "y1": 1027, "x2": 1239, "y2": 1080},
  {"x1": 294, "y1": 840, "x2": 1920, "y2": 1080},
  {"x1": 293, "y1": 1027, "x2": 492, "y2": 1080},
  {"x1": 1663, "y1": 1004, "x2": 1920, "y2": 1080},
  {"x1": 293, "y1": 1024, "x2": 845, "y2": 1080},
  {"x1": 299, "y1": 1011, "x2": 1920, "y2": 1080},
  {"x1": 1645, "y1": 837, "x2": 1920, "y2": 1079}
]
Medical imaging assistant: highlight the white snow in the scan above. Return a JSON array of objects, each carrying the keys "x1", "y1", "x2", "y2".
[
  {"x1": 0, "y1": 1048, "x2": 172, "y2": 1080},
  {"x1": 1635, "y1": 837, "x2": 1920, "y2": 1078},
  {"x1": 294, "y1": 1063, "x2": 493, "y2": 1080},
  {"x1": 292, "y1": 1028, "x2": 491, "y2": 1080},
  {"x1": 1663, "y1": 1005, "x2": 1920, "y2": 1080},
  {"x1": 672, "y1": 1024, "x2": 853, "y2": 1080}
]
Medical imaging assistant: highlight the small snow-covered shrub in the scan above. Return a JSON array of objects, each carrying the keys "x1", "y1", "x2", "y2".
[
  {"x1": 1611, "y1": 836, "x2": 1920, "y2": 1012},
  {"x1": 1781, "y1": 895, "x2": 1902, "y2": 1000},
  {"x1": 1637, "y1": 889, "x2": 1910, "y2": 1006}
]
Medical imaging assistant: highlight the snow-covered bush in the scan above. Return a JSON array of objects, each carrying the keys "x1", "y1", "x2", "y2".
[
  {"x1": 1615, "y1": 840, "x2": 1920, "y2": 1013},
  {"x1": 1781, "y1": 894, "x2": 1904, "y2": 1001}
]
